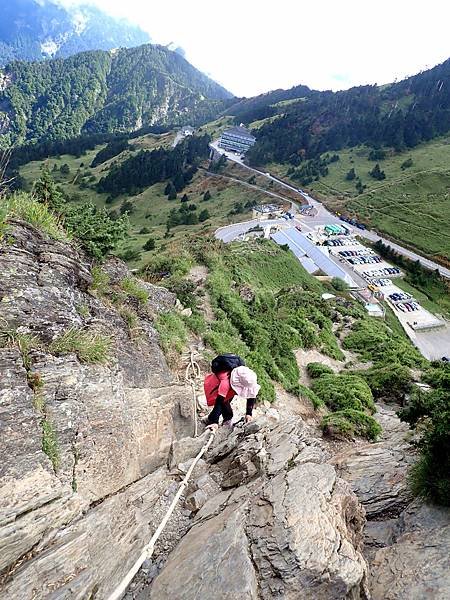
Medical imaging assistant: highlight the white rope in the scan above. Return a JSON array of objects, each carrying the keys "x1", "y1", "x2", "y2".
[
  {"x1": 185, "y1": 349, "x2": 201, "y2": 438},
  {"x1": 107, "y1": 429, "x2": 216, "y2": 600}
]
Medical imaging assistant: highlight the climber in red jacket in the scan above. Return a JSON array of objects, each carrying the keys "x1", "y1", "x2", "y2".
[{"x1": 204, "y1": 365, "x2": 260, "y2": 431}]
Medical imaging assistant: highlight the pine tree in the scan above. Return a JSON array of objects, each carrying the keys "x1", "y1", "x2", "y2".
[
  {"x1": 199, "y1": 209, "x2": 210, "y2": 222},
  {"x1": 33, "y1": 169, "x2": 65, "y2": 212},
  {"x1": 181, "y1": 193, "x2": 189, "y2": 203},
  {"x1": 202, "y1": 190, "x2": 211, "y2": 201},
  {"x1": 143, "y1": 238, "x2": 156, "y2": 251},
  {"x1": 345, "y1": 168, "x2": 356, "y2": 181}
]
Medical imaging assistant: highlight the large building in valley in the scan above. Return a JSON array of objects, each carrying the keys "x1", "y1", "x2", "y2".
[{"x1": 218, "y1": 125, "x2": 256, "y2": 154}]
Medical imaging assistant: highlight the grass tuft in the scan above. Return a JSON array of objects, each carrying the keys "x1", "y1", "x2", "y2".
[
  {"x1": 2, "y1": 192, "x2": 68, "y2": 241},
  {"x1": 155, "y1": 311, "x2": 188, "y2": 364},
  {"x1": 120, "y1": 277, "x2": 149, "y2": 305},
  {"x1": 49, "y1": 327, "x2": 111, "y2": 363},
  {"x1": 89, "y1": 266, "x2": 110, "y2": 296},
  {"x1": 42, "y1": 419, "x2": 60, "y2": 470}
]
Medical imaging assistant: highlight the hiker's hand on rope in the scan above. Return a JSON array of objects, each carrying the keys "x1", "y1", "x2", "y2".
[{"x1": 205, "y1": 423, "x2": 218, "y2": 432}]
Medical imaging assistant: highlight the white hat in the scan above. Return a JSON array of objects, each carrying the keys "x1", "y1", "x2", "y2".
[{"x1": 230, "y1": 366, "x2": 260, "y2": 399}]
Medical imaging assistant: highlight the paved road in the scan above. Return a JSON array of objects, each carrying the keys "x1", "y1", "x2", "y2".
[
  {"x1": 216, "y1": 219, "x2": 284, "y2": 243},
  {"x1": 210, "y1": 143, "x2": 450, "y2": 279}
]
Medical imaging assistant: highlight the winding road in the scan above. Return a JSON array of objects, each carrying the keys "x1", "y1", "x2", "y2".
[{"x1": 210, "y1": 141, "x2": 450, "y2": 279}]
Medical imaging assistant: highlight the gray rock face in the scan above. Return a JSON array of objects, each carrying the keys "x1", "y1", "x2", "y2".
[
  {"x1": 150, "y1": 418, "x2": 368, "y2": 600},
  {"x1": 0, "y1": 221, "x2": 193, "y2": 597},
  {"x1": 332, "y1": 404, "x2": 414, "y2": 520},
  {"x1": 370, "y1": 501, "x2": 450, "y2": 600},
  {"x1": 332, "y1": 404, "x2": 450, "y2": 600}
]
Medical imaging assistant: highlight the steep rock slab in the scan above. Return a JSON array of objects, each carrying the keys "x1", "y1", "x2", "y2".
[
  {"x1": 369, "y1": 501, "x2": 450, "y2": 600},
  {"x1": 331, "y1": 405, "x2": 414, "y2": 519},
  {"x1": 0, "y1": 221, "x2": 193, "y2": 595},
  {"x1": 149, "y1": 419, "x2": 368, "y2": 600}
]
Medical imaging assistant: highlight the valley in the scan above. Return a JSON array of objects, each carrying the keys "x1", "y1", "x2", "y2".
[{"x1": 1, "y1": 26, "x2": 450, "y2": 600}]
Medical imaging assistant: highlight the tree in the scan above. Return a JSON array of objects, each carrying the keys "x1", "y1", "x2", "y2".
[
  {"x1": 173, "y1": 172, "x2": 185, "y2": 192},
  {"x1": 60, "y1": 164, "x2": 70, "y2": 175},
  {"x1": 139, "y1": 227, "x2": 150, "y2": 234},
  {"x1": 202, "y1": 190, "x2": 211, "y2": 201},
  {"x1": 345, "y1": 168, "x2": 356, "y2": 181},
  {"x1": 64, "y1": 203, "x2": 129, "y2": 260},
  {"x1": 120, "y1": 200, "x2": 134, "y2": 215},
  {"x1": 143, "y1": 237, "x2": 156, "y2": 251},
  {"x1": 168, "y1": 187, "x2": 177, "y2": 200},
  {"x1": 188, "y1": 203, "x2": 197, "y2": 211},
  {"x1": 401, "y1": 158, "x2": 413, "y2": 170},
  {"x1": 369, "y1": 163, "x2": 386, "y2": 180},
  {"x1": 181, "y1": 193, "x2": 189, "y2": 203},
  {"x1": 33, "y1": 169, "x2": 65, "y2": 212},
  {"x1": 199, "y1": 209, "x2": 210, "y2": 222},
  {"x1": 331, "y1": 277, "x2": 349, "y2": 291},
  {"x1": 164, "y1": 181, "x2": 176, "y2": 196},
  {"x1": 368, "y1": 148, "x2": 386, "y2": 161}
]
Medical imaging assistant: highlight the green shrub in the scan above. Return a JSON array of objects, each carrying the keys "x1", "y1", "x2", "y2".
[
  {"x1": 307, "y1": 362, "x2": 335, "y2": 378},
  {"x1": 120, "y1": 277, "x2": 149, "y2": 305},
  {"x1": 359, "y1": 363, "x2": 413, "y2": 401},
  {"x1": 185, "y1": 312, "x2": 207, "y2": 336},
  {"x1": 399, "y1": 386, "x2": 449, "y2": 505},
  {"x1": 166, "y1": 278, "x2": 197, "y2": 309},
  {"x1": 322, "y1": 409, "x2": 381, "y2": 440},
  {"x1": 64, "y1": 202, "x2": 128, "y2": 260},
  {"x1": 331, "y1": 277, "x2": 349, "y2": 291},
  {"x1": 3, "y1": 192, "x2": 68, "y2": 241},
  {"x1": 311, "y1": 373, "x2": 375, "y2": 413},
  {"x1": 343, "y1": 318, "x2": 425, "y2": 368},
  {"x1": 49, "y1": 328, "x2": 111, "y2": 363}
]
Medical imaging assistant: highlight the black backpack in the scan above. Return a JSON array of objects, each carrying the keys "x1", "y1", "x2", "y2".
[{"x1": 211, "y1": 354, "x2": 245, "y2": 374}]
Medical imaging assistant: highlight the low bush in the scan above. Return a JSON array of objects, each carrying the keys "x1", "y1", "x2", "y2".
[
  {"x1": 49, "y1": 328, "x2": 111, "y2": 363},
  {"x1": 359, "y1": 363, "x2": 413, "y2": 401},
  {"x1": 322, "y1": 409, "x2": 381, "y2": 440},
  {"x1": 399, "y1": 381, "x2": 449, "y2": 506},
  {"x1": 307, "y1": 362, "x2": 335, "y2": 379},
  {"x1": 311, "y1": 373, "x2": 375, "y2": 413},
  {"x1": 343, "y1": 318, "x2": 424, "y2": 368}
]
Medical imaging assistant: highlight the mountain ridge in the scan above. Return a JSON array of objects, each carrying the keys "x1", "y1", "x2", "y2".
[
  {"x1": 0, "y1": 0, "x2": 151, "y2": 65},
  {"x1": 0, "y1": 43, "x2": 233, "y2": 147}
]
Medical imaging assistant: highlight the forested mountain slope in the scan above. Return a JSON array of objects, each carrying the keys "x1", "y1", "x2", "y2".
[
  {"x1": 0, "y1": 44, "x2": 233, "y2": 147},
  {"x1": 0, "y1": 0, "x2": 150, "y2": 65},
  {"x1": 230, "y1": 58, "x2": 450, "y2": 166}
]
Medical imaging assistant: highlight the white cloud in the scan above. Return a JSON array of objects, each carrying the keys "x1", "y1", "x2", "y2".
[{"x1": 53, "y1": 0, "x2": 450, "y2": 96}]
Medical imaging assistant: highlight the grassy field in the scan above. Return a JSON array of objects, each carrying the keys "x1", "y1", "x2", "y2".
[
  {"x1": 263, "y1": 136, "x2": 450, "y2": 261},
  {"x1": 18, "y1": 133, "x2": 282, "y2": 268}
]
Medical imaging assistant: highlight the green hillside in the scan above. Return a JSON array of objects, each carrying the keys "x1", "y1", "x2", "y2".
[
  {"x1": 266, "y1": 136, "x2": 450, "y2": 261},
  {"x1": 17, "y1": 132, "x2": 277, "y2": 266},
  {"x1": 0, "y1": 44, "x2": 232, "y2": 147}
]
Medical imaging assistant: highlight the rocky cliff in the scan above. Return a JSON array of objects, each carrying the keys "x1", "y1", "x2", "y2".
[
  {"x1": 1, "y1": 220, "x2": 449, "y2": 600},
  {"x1": 0, "y1": 220, "x2": 194, "y2": 597}
]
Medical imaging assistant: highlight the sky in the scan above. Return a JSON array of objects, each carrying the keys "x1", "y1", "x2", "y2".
[{"x1": 58, "y1": 0, "x2": 450, "y2": 97}]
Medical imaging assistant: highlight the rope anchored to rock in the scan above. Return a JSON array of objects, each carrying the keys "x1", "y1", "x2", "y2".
[
  {"x1": 107, "y1": 374, "x2": 213, "y2": 600},
  {"x1": 185, "y1": 349, "x2": 201, "y2": 437}
]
